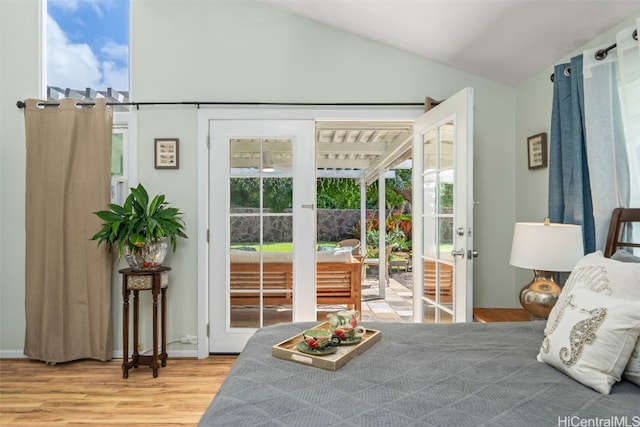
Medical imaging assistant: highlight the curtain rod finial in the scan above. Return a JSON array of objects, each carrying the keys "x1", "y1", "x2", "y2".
[{"x1": 16, "y1": 100, "x2": 25, "y2": 109}]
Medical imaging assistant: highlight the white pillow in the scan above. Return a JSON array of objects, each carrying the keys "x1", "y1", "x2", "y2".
[
  {"x1": 542, "y1": 251, "x2": 640, "y2": 389},
  {"x1": 538, "y1": 289, "x2": 640, "y2": 394},
  {"x1": 316, "y1": 248, "x2": 354, "y2": 263}
]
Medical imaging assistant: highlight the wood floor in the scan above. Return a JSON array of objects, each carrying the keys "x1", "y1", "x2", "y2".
[{"x1": 0, "y1": 356, "x2": 237, "y2": 426}]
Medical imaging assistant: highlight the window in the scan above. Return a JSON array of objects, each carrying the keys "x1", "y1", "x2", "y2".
[
  {"x1": 111, "y1": 118, "x2": 133, "y2": 204},
  {"x1": 44, "y1": 0, "x2": 134, "y2": 202},
  {"x1": 45, "y1": 0, "x2": 130, "y2": 96}
]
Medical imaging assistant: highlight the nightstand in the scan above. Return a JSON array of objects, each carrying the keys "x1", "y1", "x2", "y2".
[
  {"x1": 120, "y1": 266, "x2": 171, "y2": 379},
  {"x1": 473, "y1": 308, "x2": 536, "y2": 322}
]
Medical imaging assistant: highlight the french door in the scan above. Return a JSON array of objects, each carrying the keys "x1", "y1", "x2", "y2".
[
  {"x1": 201, "y1": 97, "x2": 473, "y2": 353},
  {"x1": 412, "y1": 87, "x2": 474, "y2": 322},
  {"x1": 209, "y1": 120, "x2": 316, "y2": 352}
]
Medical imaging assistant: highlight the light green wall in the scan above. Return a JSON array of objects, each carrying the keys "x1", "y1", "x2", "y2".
[
  {"x1": 130, "y1": 0, "x2": 516, "y2": 328},
  {"x1": 1, "y1": 0, "x2": 41, "y2": 357},
  {"x1": 0, "y1": 0, "x2": 633, "y2": 356},
  {"x1": 513, "y1": 14, "x2": 639, "y2": 295}
]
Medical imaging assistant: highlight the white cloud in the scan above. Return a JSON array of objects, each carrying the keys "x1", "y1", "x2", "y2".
[
  {"x1": 47, "y1": 15, "x2": 129, "y2": 92},
  {"x1": 47, "y1": 15, "x2": 102, "y2": 89},
  {"x1": 102, "y1": 61, "x2": 129, "y2": 91},
  {"x1": 48, "y1": 0, "x2": 106, "y2": 17},
  {"x1": 101, "y1": 41, "x2": 128, "y2": 62}
]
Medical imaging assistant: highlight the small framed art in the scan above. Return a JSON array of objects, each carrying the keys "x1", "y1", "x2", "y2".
[
  {"x1": 154, "y1": 138, "x2": 179, "y2": 169},
  {"x1": 527, "y1": 133, "x2": 547, "y2": 170}
]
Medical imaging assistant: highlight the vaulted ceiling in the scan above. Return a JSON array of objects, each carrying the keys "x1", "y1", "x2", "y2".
[
  {"x1": 261, "y1": 1, "x2": 640, "y2": 181},
  {"x1": 265, "y1": 0, "x2": 640, "y2": 87}
]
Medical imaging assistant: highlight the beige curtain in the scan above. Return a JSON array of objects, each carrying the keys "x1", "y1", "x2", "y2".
[{"x1": 23, "y1": 98, "x2": 113, "y2": 363}]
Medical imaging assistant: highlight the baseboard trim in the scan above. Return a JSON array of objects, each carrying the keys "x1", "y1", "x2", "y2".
[{"x1": 0, "y1": 350, "x2": 27, "y2": 359}]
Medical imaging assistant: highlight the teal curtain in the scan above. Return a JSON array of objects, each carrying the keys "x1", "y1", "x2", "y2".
[{"x1": 548, "y1": 54, "x2": 595, "y2": 254}]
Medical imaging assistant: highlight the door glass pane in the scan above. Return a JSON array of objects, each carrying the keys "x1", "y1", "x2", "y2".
[
  {"x1": 111, "y1": 132, "x2": 124, "y2": 176},
  {"x1": 424, "y1": 175, "x2": 436, "y2": 216},
  {"x1": 423, "y1": 302, "x2": 436, "y2": 323},
  {"x1": 229, "y1": 216, "x2": 260, "y2": 328},
  {"x1": 230, "y1": 178, "x2": 259, "y2": 209},
  {"x1": 439, "y1": 217, "x2": 454, "y2": 261},
  {"x1": 438, "y1": 179, "x2": 453, "y2": 215},
  {"x1": 423, "y1": 130, "x2": 437, "y2": 259},
  {"x1": 438, "y1": 263, "x2": 454, "y2": 308},
  {"x1": 423, "y1": 213, "x2": 437, "y2": 259},
  {"x1": 263, "y1": 293, "x2": 292, "y2": 326},
  {"x1": 424, "y1": 260, "x2": 438, "y2": 301},
  {"x1": 423, "y1": 129, "x2": 437, "y2": 170},
  {"x1": 264, "y1": 216, "x2": 292, "y2": 250},
  {"x1": 439, "y1": 122, "x2": 454, "y2": 169},
  {"x1": 230, "y1": 216, "x2": 259, "y2": 253},
  {"x1": 263, "y1": 138, "x2": 292, "y2": 176},
  {"x1": 422, "y1": 301, "x2": 453, "y2": 323},
  {"x1": 228, "y1": 135, "x2": 295, "y2": 331},
  {"x1": 439, "y1": 310, "x2": 453, "y2": 323},
  {"x1": 263, "y1": 178, "x2": 292, "y2": 213},
  {"x1": 263, "y1": 215, "x2": 292, "y2": 326},
  {"x1": 422, "y1": 119, "x2": 457, "y2": 322},
  {"x1": 230, "y1": 293, "x2": 260, "y2": 328},
  {"x1": 230, "y1": 138, "x2": 260, "y2": 174}
]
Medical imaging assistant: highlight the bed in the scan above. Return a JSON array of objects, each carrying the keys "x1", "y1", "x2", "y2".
[{"x1": 200, "y1": 210, "x2": 640, "y2": 426}]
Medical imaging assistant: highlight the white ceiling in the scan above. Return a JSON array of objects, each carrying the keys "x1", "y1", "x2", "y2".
[{"x1": 265, "y1": 0, "x2": 640, "y2": 87}]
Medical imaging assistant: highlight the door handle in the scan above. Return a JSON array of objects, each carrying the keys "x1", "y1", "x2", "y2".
[
  {"x1": 468, "y1": 250, "x2": 479, "y2": 259},
  {"x1": 451, "y1": 249, "x2": 465, "y2": 259},
  {"x1": 301, "y1": 204, "x2": 315, "y2": 209}
]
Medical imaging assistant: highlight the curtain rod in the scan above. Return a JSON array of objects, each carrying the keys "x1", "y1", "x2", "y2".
[
  {"x1": 16, "y1": 100, "x2": 425, "y2": 109},
  {"x1": 550, "y1": 28, "x2": 637, "y2": 82}
]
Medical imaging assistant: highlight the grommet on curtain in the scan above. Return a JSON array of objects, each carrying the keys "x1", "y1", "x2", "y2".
[
  {"x1": 595, "y1": 49, "x2": 608, "y2": 60},
  {"x1": 74, "y1": 102, "x2": 97, "y2": 109},
  {"x1": 36, "y1": 102, "x2": 60, "y2": 109},
  {"x1": 551, "y1": 66, "x2": 572, "y2": 82}
]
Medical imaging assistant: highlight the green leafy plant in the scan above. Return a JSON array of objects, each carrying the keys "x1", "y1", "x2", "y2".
[{"x1": 91, "y1": 183, "x2": 187, "y2": 258}]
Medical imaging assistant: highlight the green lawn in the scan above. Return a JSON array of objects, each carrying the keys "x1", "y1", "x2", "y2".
[
  {"x1": 232, "y1": 242, "x2": 452, "y2": 254},
  {"x1": 231, "y1": 242, "x2": 336, "y2": 252}
]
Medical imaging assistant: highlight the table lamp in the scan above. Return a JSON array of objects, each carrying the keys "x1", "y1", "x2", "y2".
[{"x1": 509, "y1": 219, "x2": 583, "y2": 319}]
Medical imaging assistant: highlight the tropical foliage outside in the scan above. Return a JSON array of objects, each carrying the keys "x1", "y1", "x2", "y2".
[{"x1": 229, "y1": 169, "x2": 453, "y2": 257}]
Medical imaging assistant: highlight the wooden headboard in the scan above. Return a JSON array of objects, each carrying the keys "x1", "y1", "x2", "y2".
[{"x1": 604, "y1": 208, "x2": 640, "y2": 258}]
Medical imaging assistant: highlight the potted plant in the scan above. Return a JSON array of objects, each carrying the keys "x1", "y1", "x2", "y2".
[{"x1": 91, "y1": 183, "x2": 188, "y2": 269}]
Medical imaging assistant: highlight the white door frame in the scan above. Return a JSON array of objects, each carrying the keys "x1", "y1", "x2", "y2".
[
  {"x1": 209, "y1": 119, "x2": 317, "y2": 352},
  {"x1": 196, "y1": 108, "x2": 423, "y2": 357},
  {"x1": 411, "y1": 87, "x2": 474, "y2": 323}
]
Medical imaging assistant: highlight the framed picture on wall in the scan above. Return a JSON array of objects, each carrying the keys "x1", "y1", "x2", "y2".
[
  {"x1": 527, "y1": 133, "x2": 547, "y2": 169},
  {"x1": 154, "y1": 138, "x2": 179, "y2": 169}
]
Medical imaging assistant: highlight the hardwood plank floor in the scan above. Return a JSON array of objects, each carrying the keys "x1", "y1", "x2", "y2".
[{"x1": 0, "y1": 356, "x2": 237, "y2": 426}]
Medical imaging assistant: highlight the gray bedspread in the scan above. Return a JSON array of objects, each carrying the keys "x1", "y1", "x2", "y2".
[{"x1": 199, "y1": 321, "x2": 639, "y2": 427}]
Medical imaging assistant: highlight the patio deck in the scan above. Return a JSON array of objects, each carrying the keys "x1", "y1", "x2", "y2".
[{"x1": 360, "y1": 276, "x2": 414, "y2": 322}]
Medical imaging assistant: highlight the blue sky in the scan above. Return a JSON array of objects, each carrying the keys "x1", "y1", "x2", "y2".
[{"x1": 47, "y1": 0, "x2": 129, "y2": 92}]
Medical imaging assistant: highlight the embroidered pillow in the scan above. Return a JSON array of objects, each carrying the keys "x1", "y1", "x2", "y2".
[
  {"x1": 538, "y1": 289, "x2": 640, "y2": 394},
  {"x1": 541, "y1": 252, "x2": 640, "y2": 390}
]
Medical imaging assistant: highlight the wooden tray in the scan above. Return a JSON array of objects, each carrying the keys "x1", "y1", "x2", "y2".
[{"x1": 272, "y1": 322, "x2": 381, "y2": 371}]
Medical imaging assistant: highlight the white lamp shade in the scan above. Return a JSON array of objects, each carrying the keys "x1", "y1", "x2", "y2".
[{"x1": 510, "y1": 222, "x2": 584, "y2": 271}]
